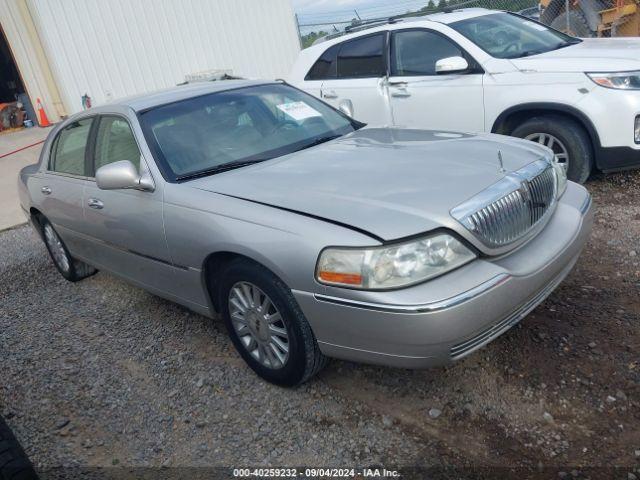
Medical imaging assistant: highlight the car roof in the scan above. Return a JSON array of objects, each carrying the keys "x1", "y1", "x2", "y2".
[
  {"x1": 100, "y1": 79, "x2": 273, "y2": 112},
  {"x1": 307, "y1": 8, "x2": 498, "y2": 49}
]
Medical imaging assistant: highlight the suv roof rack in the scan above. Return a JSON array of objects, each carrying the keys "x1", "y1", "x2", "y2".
[{"x1": 311, "y1": 15, "x2": 408, "y2": 45}]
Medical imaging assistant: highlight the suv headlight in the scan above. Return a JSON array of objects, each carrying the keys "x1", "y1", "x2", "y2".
[
  {"x1": 316, "y1": 233, "x2": 476, "y2": 290},
  {"x1": 552, "y1": 161, "x2": 567, "y2": 198},
  {"x1": 587, "y1": 71, "x2": 640, "y2": 90}
]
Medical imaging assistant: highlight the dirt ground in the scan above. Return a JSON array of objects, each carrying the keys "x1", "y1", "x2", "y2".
[{"x1": 1, "y1": 170, "x2": 639, "y2": 480}]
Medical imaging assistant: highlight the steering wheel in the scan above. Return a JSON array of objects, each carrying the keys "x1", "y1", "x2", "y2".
[{"x1": 497, "y1": 42, "x2": 520, "y2": 56}]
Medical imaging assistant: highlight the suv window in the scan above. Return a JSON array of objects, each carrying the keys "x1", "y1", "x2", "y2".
[
  {"x1": 337, "y1": 33, "x2": 385, "y2": 79},
  {"x1": 94, "y1": 116, "x2": 141, "y2": 173},
  {"x1": 305, "y1": 44, "x2": 339, "y2": 80},
  {"x1": 50, "y1": 118, "x2": 93, "y2": 176},
  {"x1": 392, "y1": 30, "x2": 465, "y2": 76}
]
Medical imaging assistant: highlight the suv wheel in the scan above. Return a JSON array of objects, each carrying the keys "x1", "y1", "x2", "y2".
[
  {"x1": 41, "y1": 218, "x2": 97, "y2": 282},
  {"x1": 511, "y1": 115, "x2": 593, "y2": 184},
  {"x1": 217, "y1": 259, "x2": 327, "y2": 386}
]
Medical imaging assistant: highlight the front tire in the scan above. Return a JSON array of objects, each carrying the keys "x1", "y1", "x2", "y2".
[
  {"x1": 511, "y1": 115, "x2": 593, "y2": 184},
  {"x1": 41, "y1": 218, "x2": 97, "y2": 282},
  {"x1": 217, "y1": 259, "x2": 327, "y2": 386},
  {"x1": 0, "y1": 416, "x2": 38, "y2": 480}
]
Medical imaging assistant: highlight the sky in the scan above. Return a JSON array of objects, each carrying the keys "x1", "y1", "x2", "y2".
[{"x1": 290, "y1": 0, "x2": 385, "y2": 15}]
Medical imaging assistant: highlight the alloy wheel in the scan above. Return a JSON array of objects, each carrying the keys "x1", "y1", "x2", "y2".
[
  {"x1": 525, "y1": 132, "x2": 569, "y2": 172},
  {"x1": 228, "y1": 282, "x2": 289, "y2": 369},
  {"x1": 44, "y1": 223, "x2": 70, "y2": 273}
]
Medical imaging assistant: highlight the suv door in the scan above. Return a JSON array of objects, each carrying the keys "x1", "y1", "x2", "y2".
[
  {"x1": 34, "y1": 117, "x2": 94, "y2": 256},
  {"x1": 318, "y1": 33, "x2": 392, "y2": 126},
  {"x1": 82, "y1": 114, "x2": 175, "y2": 294},
  {"x1": 387, "y1": 29, "x2": 485, "y2": 131}
]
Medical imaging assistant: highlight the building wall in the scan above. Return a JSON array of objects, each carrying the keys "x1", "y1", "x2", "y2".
[
  {"x1": 26, "y1": 0, "x2": 301, "y2": 115},
  {"x1": 0, "y1": 0, "x2": 65, "y2": 123}
]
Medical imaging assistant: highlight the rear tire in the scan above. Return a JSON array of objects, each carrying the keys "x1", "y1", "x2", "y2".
[
  {"x1": 40, "y1": 218, "x2": 97, "y2": 282},
  {"x1": 550, "y1": 10, "x2": 594, "y2": 37},
  {"x1": 511, "y1": 115, "x2": 593, "y2": 184},
  {"x1": 217, "y1": 259, "x2": 327, "y2": 386},
  {"x1": 0, "y1": 417, "x2": 38, "y2": 480}
]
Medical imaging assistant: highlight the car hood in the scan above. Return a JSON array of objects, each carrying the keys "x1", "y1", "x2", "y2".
[
  {"x1": 188, "y1": 128, "x2": 551, "y2": 241},
  {"x1": 510, "y1": 38, "x2": 640, "y2": 73}
]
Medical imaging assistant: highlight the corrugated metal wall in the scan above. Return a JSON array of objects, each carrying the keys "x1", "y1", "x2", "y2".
[
  {"x1": 0, "y1": 0, "x2": 64, "y2": 122},
  {"x1": 26, "y1": 0, "x2": 301, "y2": 115}
]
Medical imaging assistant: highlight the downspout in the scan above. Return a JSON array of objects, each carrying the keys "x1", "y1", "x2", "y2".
[{"x1": 16, "y1": 0, "x2": 66, "y2": 118}]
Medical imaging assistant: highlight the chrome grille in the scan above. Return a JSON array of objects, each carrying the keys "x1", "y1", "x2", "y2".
[{"x1": 451, "y1": 160, "x2": 557, "y2": 249}]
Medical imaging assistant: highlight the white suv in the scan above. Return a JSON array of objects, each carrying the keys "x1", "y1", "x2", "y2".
[{"x1": 289, "y1": 9, "x2": 640, "y2": 183}]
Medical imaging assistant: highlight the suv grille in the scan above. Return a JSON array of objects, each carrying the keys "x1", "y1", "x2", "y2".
[{"x1": 451, "y1": 160, "x2": 557, "y2": 249}]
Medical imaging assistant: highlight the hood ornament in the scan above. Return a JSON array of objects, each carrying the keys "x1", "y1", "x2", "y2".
[{"x1": 497, "y1": 150, "x2": 506, "y2": 174}]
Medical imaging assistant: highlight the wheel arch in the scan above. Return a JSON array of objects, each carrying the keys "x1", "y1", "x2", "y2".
[
  {"x1": 201, "y1": 250, "x2": 291, "y2": 314},
  {"x1": 491, "y1": 103, "x2": 601, "y2": 162},
  {"x1": 29, "y1": 207, "x2": 45, "y2": 238}
]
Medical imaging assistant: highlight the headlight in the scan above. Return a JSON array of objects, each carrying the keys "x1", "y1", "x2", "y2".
[
  {"x1": 587, "y1": 71, "x2": 640, "y2": 90},
  {"x1": 551, "y1": 161, "x2": 567, "y2": 198},
  {"x1": 316, "y1": 233, "x2": 476, "y2": 290}
]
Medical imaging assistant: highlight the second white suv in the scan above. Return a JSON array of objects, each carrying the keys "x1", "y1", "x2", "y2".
[{"x1": 289, "y1": 9, "x2": 640, "y2": 183}]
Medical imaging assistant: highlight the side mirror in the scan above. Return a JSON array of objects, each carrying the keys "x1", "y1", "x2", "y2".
[
  {"x1": 435, "y1": 56, "x2": 469, "y2": 74},
  {"x1": 338, "y1": 99, "x2": 354, "y2": 118},
  {"x1": 96, "y1": 160, "x2": 154, "y2": 192}
]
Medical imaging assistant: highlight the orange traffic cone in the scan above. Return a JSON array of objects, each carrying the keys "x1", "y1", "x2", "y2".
[{"x1": 36, "y1": 98, "x2": 51, "y2": 127}]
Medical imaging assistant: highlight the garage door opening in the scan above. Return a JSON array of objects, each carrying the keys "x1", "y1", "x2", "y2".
[
  {"x1": 0, "y1": 25, "x2": 24, "y2": 103},
  {"x1": 0, "y1": 24, "x2": 30, "y2": 131}
]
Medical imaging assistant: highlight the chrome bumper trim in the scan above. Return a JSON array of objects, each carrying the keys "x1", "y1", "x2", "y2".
[{"x1": 313, "y1": 273, "x2": 510, "y2": 314}]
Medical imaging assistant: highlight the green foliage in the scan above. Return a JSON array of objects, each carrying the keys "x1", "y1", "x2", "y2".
[{"x1": 301, "y1": 31, "x2": 329, "y2": 49}]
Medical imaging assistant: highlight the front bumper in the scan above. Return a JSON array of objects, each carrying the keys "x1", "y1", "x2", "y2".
[{"x1": 293, "y1": 182, "x2": 593, "y2": 368}]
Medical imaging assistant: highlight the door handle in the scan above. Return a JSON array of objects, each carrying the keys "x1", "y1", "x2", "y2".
[
  {"x1": 387, "y1": 81, "x2": 408, "y2": 87},
  {"x1": 41, "y1": 186, "x2": 52, "y2": 195},
  {"x1": 390, "y1": 87, "x2": 411, "y2": 98},
  {"x1": 87, "y1": 198, "x2": 104, "y2": 210},
  {"x1": 323, "y1": 90, "x2": 338, "y2": 99}
]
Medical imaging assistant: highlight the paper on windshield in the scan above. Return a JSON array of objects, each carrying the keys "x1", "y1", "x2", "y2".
[{"x1": 277, "y1": 101, "x2": 322, "y2": 121}]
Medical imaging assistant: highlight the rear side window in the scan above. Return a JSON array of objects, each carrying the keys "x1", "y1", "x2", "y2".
[
  {"x1": 337, "y1": 33, "x2": 386, "y2": 79},
  {"x1": 391, "y1": 30, "x2": 464, "y2": 76},
  {"x1": 94, "y1": 116, "x2": 141, "y2": 173},
  {"x1": 305, "y1": 44, "x2": 338, "y2": 80},
  {"x1": 50, "y1": 118, "x2": 93, "y2": 176}
]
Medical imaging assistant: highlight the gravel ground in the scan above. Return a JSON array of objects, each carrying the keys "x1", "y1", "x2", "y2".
[{"x1": 1, "y1": 171, "x2": 639, "y2": 479}]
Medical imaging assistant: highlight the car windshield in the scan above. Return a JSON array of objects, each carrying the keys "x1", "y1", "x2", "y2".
[
  {"x1": 140, "y1": 83, "x2": 360, "y2": 181},
  {"x1": 450, "y1": 12, "x2": 581, "y2": 59}
]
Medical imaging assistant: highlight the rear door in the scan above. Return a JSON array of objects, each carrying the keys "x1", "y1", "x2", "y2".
[
  {"x1": 387, "y1": 28, "x2": 485, "y2": 132},
  {"x1": 81, "y1": 113, "x2": 176, "y2": 294},
  {"x1": 33, "y1": 117, "x2": 94, "y2": 256},
  {"x1": 319, "y1": 32, "x2": 392, "y2": 126}
]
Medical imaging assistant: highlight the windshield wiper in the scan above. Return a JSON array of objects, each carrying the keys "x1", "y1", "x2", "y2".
[
  {"x1": 297, "y1": 134, "x2": 342, "y2": 152},
  {"x1": 176, "y1": 159, "x2": 267, "y2": 181}
]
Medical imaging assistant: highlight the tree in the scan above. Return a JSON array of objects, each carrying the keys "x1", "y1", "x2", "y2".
[{"x1": 300, "y1": 31, "x2": 329, "y2": 49}]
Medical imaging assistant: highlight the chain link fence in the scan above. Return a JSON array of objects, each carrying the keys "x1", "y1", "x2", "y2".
[{"x1": 296, "y1": 0, "x2": 640, "y2": 48}]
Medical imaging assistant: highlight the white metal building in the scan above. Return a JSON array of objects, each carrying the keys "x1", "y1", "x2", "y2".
[{"x1": 0, "y1": 0, "x2": 300, "y2": 124}]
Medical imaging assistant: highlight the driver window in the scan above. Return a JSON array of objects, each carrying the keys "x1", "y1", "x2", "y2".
[
  {"x1": 94, "y1": 116, "x2": 141, "y2": 173},
  {"x1": 391, "y1": 30, "x2": 464, "y2": 76}
]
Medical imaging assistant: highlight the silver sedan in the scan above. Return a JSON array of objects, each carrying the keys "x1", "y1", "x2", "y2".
[{"x1": 18, "y1": 80, "x2": 593, "y2": 386}]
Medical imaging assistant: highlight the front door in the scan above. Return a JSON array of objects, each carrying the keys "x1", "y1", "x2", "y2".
[
  {"x1": 319, "y1": 32, "x2": 392, "y2": 126},
  {"x1": 81, "y1": 114, "x2": 175, "y2": 294},
  {"x1": 387, "y1": 29, "x2": 485, "y2": 132}
]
